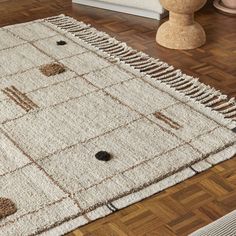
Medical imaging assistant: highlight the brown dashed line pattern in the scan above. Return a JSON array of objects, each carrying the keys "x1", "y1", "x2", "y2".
[
  {"x1": 154, "y1": 112, "x2": 181, "y2": 129},
  {"x1": 2, "y1": 86, "x2": 39, "y2": 111}
]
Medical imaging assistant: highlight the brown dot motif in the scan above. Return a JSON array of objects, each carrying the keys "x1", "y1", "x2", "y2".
[
  {"x1": 0, "y1": 198, "x2": 17, "y2": 219},
  {"x1": 40, "y1": 63, "x2": 65, "y2": 77}
]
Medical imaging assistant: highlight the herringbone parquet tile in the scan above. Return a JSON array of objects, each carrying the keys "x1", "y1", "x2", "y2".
[{"x1": 0, "y1": 1, "x2": 235, "y2": 235}]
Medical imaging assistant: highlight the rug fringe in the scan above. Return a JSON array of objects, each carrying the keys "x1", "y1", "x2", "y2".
[{"x1": 44, "y1": 14, "x2": 236, "y2": 128}]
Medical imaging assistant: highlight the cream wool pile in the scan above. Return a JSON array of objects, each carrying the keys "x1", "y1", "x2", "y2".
[{"x1": 0, "y1": 15, "x2": 236, "y2": 235}]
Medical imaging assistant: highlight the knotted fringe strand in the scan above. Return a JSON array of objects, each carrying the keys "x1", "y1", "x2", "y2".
[{"x1": 44, "y1": 15, "x2": 236, "y2": 127}]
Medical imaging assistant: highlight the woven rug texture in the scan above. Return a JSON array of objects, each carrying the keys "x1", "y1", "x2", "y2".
[{"x1": 0, "y1": 15, "x2": 236, "y2": 235}]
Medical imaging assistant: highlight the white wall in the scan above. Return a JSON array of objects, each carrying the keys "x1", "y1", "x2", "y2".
[{"x1": 73, "y1": 0, "x2": 166, "y2": 20}]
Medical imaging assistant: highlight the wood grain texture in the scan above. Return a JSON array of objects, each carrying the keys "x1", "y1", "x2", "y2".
[{"x1": 0, "y1": 1, "x2": 235, "y2": 235}]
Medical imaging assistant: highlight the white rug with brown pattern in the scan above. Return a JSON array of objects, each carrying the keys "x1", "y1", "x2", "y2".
[{"x1": 0, "y1": 15, "x2": 236, "y2": 236}]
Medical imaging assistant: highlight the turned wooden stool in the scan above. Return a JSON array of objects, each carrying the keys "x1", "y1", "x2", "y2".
[{"x1": 156, "y1": 0, "x2": 207, "y2": 50}]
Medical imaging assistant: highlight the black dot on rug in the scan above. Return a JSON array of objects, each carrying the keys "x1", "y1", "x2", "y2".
[
  {"x1": 95, "y1": 151, "x2": 111, "y2": 162},
  {"x1": 56, "y1": 40, "x2": 67, "y2": 46}
]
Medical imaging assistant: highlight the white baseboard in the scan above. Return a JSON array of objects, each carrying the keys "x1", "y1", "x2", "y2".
[{"x1": 73, "y1": 0, "x2": 166, "y2": 20}]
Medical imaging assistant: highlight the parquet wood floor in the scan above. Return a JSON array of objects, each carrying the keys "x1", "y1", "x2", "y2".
[{"x1": 0, "y1": 1, "x2": 235, "y2": 235}]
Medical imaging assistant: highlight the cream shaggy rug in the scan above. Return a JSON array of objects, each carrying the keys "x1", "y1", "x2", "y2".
[{"x1": 0, "y1": 15, "x2": 236, "y2": 236}]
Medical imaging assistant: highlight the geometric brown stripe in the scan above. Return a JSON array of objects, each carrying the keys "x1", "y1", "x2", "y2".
[
  {"x1": 0, "y1": 198, "x2": 17, "y2": 219},
  {"x1": 154, "y1": 112, "x2": 181, "y2": 130},
  {"x1": 2, "y1": 86, "x2": 39, "y2": 112},
  {"x1": 0, "y1": 2, "x2": 235, "y2": 236}
]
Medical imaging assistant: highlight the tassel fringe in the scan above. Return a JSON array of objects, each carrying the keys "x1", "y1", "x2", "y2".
[{"x1": 44, "y1": 15, "x2": 236, "y2": 128}]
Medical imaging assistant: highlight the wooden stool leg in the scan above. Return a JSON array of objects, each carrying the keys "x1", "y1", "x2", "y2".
[{"x1": 156, "y1": 0, "x2": 207, "y2": 50}]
